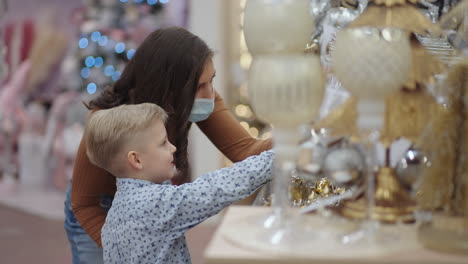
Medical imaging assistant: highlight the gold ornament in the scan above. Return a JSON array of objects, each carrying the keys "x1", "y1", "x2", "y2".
[
  {"x1": 308, "y1": 190, "x2": 318, "y2": 203},
  {"x1": 289, "y1": 177, "x2": 347, "y2": 208},
  {"x1": 290, "y1": 178, "x2": 313, "y2": 206},
  {"x1": 316, "y1": 178, "x2": 333, "y2": 197}
]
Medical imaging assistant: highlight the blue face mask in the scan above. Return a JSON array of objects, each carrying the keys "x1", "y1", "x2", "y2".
[{"x1": 188, "y1": 98, "x2": 215, "y2": 122}]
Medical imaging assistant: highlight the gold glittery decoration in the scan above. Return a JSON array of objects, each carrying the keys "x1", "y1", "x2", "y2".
[
  {"x1": 334, "y1": 187, "x2": 346, "y2": 195},
  {"x1": 316, "y1": 178, "x2": 332, "y2": 197},
  {"x1": 290, "y1": 178, "x2": 312, "y2": 205},
  {"x1": 289, "y1": 177, "x2": 347, "y2": 207},
  {"x1": 349, "y1": 4, "x2": 440, "y2": 34},
  {"x1": 308, "y1": 190, "x2": 318, "y2": 201}
]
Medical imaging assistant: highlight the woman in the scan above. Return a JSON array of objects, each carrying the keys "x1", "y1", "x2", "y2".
[{"x1": 64, "y1": 27, "x2": 272, "y2": 263}]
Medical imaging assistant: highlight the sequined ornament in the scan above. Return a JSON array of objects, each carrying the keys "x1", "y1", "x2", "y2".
[
  {"x1": 332, "y1": 27, "x2": 412, "y2": 101},
  {"x1": 248, "y1": 54, "x2": 324, "y2": 127}
]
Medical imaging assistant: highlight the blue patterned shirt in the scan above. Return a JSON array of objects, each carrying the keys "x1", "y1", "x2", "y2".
[{"x1": 102, "y1": 150, "x2": 273, "y2": 264}]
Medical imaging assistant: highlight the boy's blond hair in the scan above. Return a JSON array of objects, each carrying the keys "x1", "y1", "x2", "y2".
[{"x1": 85, "y1": 103, "x2": 167, "y2": 174}]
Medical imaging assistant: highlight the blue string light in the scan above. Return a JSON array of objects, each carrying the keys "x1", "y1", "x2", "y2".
[
  {"x1": 147, "y1": 0, "x2": 157, "y2": 5},
  {"x1": 87, "y1": 83, "x2": 97, "y2": 94},
  {"x1": 85, "y1": 56, "x2": 96, "y2": 67},
  {"x1": 98, "y1": 36, "x2": 108, "y2": 46},
  {"x1": 112, "y1": 71, "x2": 122, "y2": 81},
  {"x1": 126, "y1": 49, "x2": 136, "y2": 60},
  {"x1": 104, "y1": 65, "x2": 115, "y2": 76},
  {"x1": 160, "y1": 0, "x2": 169, "y2": 3},
  {"x1": 91, "y1": 31, "x2": 101, "y2": 42},
  {"x1": 94, "y1": 57, "x2": 104, "y2": 68},
  {"x1": 80, "y1": 67, "x2": 91, "y2": 78},
  {"x1": 115, "y1": 42, "x2": 126, "y2": 54},
  {"x1": 120, "y1": 0, "x2": 128, "y2": 2},
  {"x1": 79, "y1": 38, "x2": 89, "y2": 49},
  {"x1": 135, "y1": 0, "x2": 144, "y2": 3}
]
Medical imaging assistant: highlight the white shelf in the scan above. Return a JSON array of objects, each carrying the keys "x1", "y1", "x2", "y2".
[{"x1": 205, "y1": 206, "x2": 468, "y2": 264}]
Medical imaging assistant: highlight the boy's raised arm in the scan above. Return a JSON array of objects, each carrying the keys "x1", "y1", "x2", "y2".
[{"x1": 159, "y1": 150, "x2": 274, "y2": 234}]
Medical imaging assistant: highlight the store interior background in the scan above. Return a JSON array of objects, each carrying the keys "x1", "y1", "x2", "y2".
[{"x1": 0, "y1": 0, "x2": 248, "y2": 263}]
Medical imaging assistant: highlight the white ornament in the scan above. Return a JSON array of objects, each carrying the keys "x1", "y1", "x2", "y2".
[{"x1": 243, "y1": 0, "x2": 314, "y2": 55}]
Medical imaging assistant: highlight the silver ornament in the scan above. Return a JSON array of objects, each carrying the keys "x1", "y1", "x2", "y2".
[
  {"x1": 322, "y1": 144, "x2": 365, "y2": 188},
  {"x1": 395, "y1": 148, "x2": 431, "y2": 192}
]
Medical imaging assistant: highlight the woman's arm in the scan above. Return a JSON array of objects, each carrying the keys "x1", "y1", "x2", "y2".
[
  {"x1": 197, "y1": 91, "x2": 272, "y2": 162},
  {"x1": 71, "y1": 126, "x2": 116, "y2": 248}
]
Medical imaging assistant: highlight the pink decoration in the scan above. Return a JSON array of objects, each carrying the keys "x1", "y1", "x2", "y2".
[
  {"x1": 2, "y1": 20, "x2": 35, "y2": 84},
  {"x1": 110, "y1": 29, "x2": 126, "y2": 42},
  {"x1": 0, "y1": 60, "x2": 31, "y2": 118},
  {"x1": 44, "y1": 91, "x2": 83, "y2": 191}
]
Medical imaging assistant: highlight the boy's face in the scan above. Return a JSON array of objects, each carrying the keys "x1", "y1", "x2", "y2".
[{"x1": 138, "y1": 120, "x2": 177, "y2": 183}]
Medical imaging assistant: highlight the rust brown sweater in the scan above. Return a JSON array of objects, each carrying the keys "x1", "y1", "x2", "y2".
[{"x1": 71, "y1": 92, "x2": 272, "y2": 247}]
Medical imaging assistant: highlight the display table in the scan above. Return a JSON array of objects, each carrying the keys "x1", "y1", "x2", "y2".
[{"x1": 204, "y1": 206, "x2": 468, "y2": 264}]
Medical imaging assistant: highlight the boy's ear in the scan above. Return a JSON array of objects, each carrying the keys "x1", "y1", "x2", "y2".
[{"x1": 127, "y1": 151, "x2": 143, "y2": 170}]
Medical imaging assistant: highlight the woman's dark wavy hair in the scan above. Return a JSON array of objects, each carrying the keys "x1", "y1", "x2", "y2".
[{"x1": 86, "y1": 27, "x2": 213, "y2": 184}]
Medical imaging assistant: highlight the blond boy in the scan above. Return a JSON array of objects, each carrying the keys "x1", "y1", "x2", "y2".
[{"x1": 85, "y1": 103, "x2": 273, "y2": 264}]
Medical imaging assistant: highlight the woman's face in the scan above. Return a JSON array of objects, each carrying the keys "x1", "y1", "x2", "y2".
[{"x1": 195, "y1": 58, "x2": 216, "y2": 99}]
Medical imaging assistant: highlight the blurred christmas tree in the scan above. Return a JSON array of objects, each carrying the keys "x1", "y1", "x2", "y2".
[{"x1": 72, "y1": 0, "x2": 170, "y2": 94}]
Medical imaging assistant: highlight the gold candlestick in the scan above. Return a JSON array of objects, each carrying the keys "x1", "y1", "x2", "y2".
[{"x1": 337, "y1": 166, "x2": 416, "y2": 223}]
